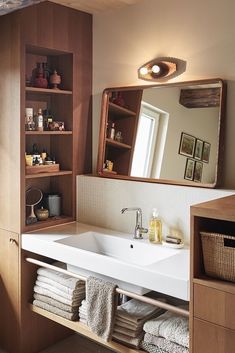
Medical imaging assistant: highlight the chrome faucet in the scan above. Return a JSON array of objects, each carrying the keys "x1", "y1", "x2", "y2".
[{"x1": 121, "y1": 207, "x2": 148, "y2": 239}]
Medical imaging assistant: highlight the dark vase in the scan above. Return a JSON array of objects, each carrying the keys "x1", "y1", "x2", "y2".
[{"x1": 33, "y1": 63, "x2": 48, "y2": 88}]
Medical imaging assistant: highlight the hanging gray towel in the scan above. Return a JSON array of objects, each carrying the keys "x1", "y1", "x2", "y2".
[{"x1": 86, "y1": 276, "x2": 118, "y2": 341}]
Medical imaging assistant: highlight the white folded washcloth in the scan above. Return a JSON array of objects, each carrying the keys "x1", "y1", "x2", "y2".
[
  {"x1": 79, "y1": 307, "x2": 87, "y2": 316},
  {"x1": 114, "y1": 324, "x2": 142, "y2": 338},
  {"x1": 34, "y1": 285, "x2": 83, "y2": 307},
  {"x1": 112, "y1": 331, "x2": 144, "y2": 349},
  {"x1": 115, "y1": 317, "x2": 139, "y2": 330},
  {"x1": 79, "y1": 317, "x2": 87, "y2": 325},
  {"x1": 37, "y1": 266, "x2": 85, "y2": 290},
  {"x1": 35, "y1": 280, "x2": 85, "y2": 301},
  {"x1": 79, "y1": 312, "x2": 87, "y2": 320},
  {"x1": 34, "y1": 293, "x2": 78, "y2": 313},
  {"x1": 143, "y1": 311, "x2": 189, "y2": 348},
  {"x1": 33, "y1": 299, "x2": 79, "y2": 321},
  {"x1": 37, "y1": 275, "x2": 84, "y2": 296},
  {"x1": 116, "y1": 299, "x2": 165, "y2": 325}
]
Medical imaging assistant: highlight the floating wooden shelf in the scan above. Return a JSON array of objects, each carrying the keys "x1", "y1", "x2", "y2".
[
  {"x1": 26, "y1": 164, "x2": 60, "y2": 175},
  {"x1": 30, "y1": 304, "x2": 145, "y2": 353},
  {"x1": 25, "y1": 170, "x2": 72, "y2": 179},
  {"x1": 25, "y1": 87, "x2": 72, "y2": 95},
  {"x1": 106, "y1": 138, "x2": 132, "y2": 149},
  {"x1": 24, "y1": 216, "x2": 74, "y2": 232},
  {"x1": 109, "y1": 102, "x2": 136, "y2": 117},
  {"x1": 25, "y1": 131, "x2": 72, "y2": 135}
]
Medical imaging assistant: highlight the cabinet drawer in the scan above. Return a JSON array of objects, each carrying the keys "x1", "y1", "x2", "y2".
[
  {"x1": 194, "y1": 284, "x2": 235, "y2": 329},
  {"x1": 193, "y1": 318, "x2": 235, "y2": 353}
]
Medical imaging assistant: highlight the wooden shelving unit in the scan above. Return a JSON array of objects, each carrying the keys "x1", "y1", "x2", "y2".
[
  {"x1": 99, "y1": 90, "x2": 143, "y2": 176},
  {"x1": 30, "y1": 304, "x2": 145, "y2": 353},
  {"x1": 23, "y1": 46, "x2": 76, "y2": 232},
  {"x1": 0, "y1": 2, "x2": 92, "y2": 353},
  {"x1": 190, "y1": 195, "x2": 235, "y2": 353}
]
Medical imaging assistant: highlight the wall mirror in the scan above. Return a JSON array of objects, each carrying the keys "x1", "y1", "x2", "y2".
[{"x1": 97, "y1": 79, "x2": 226, "y2": 188}]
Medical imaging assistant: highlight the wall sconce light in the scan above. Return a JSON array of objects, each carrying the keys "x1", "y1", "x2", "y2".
[{"x1": 138, "y1": 57, "x2": 186, "y2": 81}]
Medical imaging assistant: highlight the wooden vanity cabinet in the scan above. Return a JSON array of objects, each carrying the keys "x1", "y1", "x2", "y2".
[
  {"x1": 190, "y1": 195, "x2": 235, "y2": 353},
  {"x1": 99, "y1": 89, "x2": 143, "y2": 175},
  {"x1": 0, "y1": 2, "x2": 92, "y2": 352}
]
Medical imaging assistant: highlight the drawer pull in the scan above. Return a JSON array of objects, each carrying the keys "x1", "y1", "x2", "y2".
[{"x1": 9, "y1": 238, "x2": 17, "y2": 245}]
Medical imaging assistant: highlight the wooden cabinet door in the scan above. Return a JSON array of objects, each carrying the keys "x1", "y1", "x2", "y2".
[
  {"x1": 194, "y1": 284, "x2": 235, "y2": 330},
  {"x1": 193, "y1": 318, "x2": 235, "y2": 353},
  {"x1": 0, "y1": 229, "x2": 20, "y2": 353}
]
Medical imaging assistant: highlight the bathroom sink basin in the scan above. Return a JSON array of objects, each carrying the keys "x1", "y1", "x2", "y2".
[{"x1": 56, "y1": 231, "x2": 179, "y2": 266}]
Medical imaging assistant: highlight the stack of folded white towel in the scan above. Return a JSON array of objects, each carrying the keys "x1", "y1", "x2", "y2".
[
  {"x1": 79, "y1": 299, "x2": 87, "y2": 324},
  {"x1": 33, "y1": 265, "x2": 85, "y2": 321},
  {"x1": 141, "y1": 310, "x2": 189, "y2": 353},
  {"x1": 112, "y1": 299, "x2": 165, "y2": 349}
]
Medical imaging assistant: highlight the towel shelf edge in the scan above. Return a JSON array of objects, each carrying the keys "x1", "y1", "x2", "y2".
[{"x1": 29, "y1": 304, "x2": 145, "y2": 353}]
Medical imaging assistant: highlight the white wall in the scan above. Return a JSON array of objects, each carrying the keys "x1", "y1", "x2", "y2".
[
  {"x1": 77, "y1": 175, "x2": 233, "y2": 244},
  {"x1": 76, "y1": 0, "x2": 235, "y2": 242}
]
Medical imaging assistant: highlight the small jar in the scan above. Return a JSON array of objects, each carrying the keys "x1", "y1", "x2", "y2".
[{"x1": 35, "y1": 207, "x2": 49, "y2": 221}]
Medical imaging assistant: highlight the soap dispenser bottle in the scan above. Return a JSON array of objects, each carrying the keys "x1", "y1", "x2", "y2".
[{"x1": 148, "y1": 208, "x2": 162, "y2": 244}]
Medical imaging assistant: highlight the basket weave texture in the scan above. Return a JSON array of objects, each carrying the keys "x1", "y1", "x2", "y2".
[{"x1": 200, "y1": 232, "x2": 235, "y2": 282}]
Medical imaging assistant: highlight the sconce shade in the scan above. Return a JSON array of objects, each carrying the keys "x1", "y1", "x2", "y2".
[{"x1": 138, "y1": 57, "x2": 186, "y2": 81}]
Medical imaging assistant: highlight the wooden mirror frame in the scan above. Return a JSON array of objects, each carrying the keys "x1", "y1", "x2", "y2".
[{"x1": 97, "y1": 79, "x2": 226, "y2": 188}]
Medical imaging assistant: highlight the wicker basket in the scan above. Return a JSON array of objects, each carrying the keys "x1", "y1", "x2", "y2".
[{"x1": 200, "y1": 232, "x2": 235, "y2": 282}]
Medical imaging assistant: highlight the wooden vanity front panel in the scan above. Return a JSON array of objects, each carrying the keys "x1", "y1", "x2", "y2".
[
  {"x1": 193, "y1": 318, "x2": 235, "y2": 353},
  {"x1": 194, "y1": 283, "x2": 235, "y2": 329}
]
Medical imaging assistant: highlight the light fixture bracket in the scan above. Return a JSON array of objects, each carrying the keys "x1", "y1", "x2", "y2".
[{"x1": 138, "y1": 57, "x2": 186, "y2": 81}]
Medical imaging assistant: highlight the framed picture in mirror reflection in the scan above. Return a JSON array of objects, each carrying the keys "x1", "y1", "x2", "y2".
[
  {"x1": 194, "y1": 139, "x2": 203, "y2": 160},
  {"x1": 179, "y1": 132, "x2": 196, "y2": 157},
  {"x1": 194, "y1": 161, "x2": 203, "y2": 182},
  {"x1": 184, "y1": 158, "x2": 195, "y2": 181},
  {"x1": 202, "y1": 141, "x2": 211, "y2": 163}
]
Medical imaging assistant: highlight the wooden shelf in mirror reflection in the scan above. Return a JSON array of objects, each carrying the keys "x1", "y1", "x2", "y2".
[
  {"x1": 109, "y1": 102, "x2": 136, "y2": 117},
  {"x1": 106, "y1": 138, "x2": 132, "y2": 149},
  {"x1": 25, "y1": 86, "x2": 72, "y2": 95},
  {"x1": 98, "y1": 79, "x2": 226, "y2": 188}
]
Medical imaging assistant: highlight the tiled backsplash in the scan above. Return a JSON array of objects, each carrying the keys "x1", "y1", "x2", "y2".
[{"x1": 76, "y1": 175, "x2": 233, "y2": 244}]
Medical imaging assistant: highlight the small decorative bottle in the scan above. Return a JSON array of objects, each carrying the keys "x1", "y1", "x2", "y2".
[
  {"x1": 36, "y1": 109, "x2": 44, "y2": 131},
  {"x1": 109, "y1": 122, "x2": 115, "y2": 139},
  {"x1": 50, "y1": 70, "x2": 61, "y2": 89}
]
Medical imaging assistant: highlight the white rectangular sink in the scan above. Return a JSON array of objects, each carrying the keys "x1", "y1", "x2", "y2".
[{"x1": 57, "y1": 231, "x2": 179, "y2": 266}]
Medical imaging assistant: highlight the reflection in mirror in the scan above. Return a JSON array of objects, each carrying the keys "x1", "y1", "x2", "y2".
[{"x1": 97, "y1": 79, "x2": 226, "y2": 188}]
